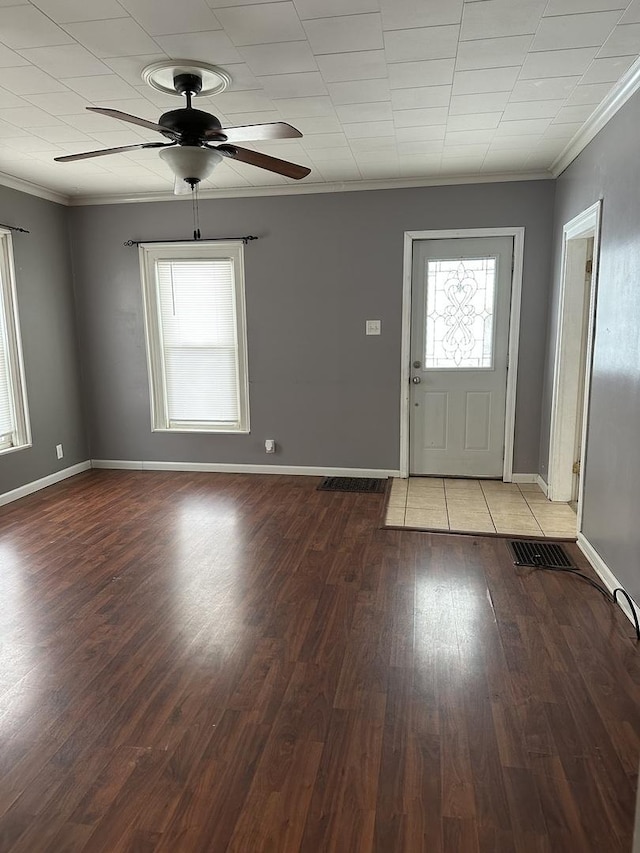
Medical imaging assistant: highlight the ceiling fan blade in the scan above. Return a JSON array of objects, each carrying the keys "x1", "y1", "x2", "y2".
[
  {"x1": 87, "y1": 107, "x2": 178, "y2": 139},
  {"x1": 214, "y1": 122, "x2": 303, "y2": 143},
  {"x1": 216, "y1": 144, "x2": 310, "y2": 180},
  {"x1": 54, "y1": 142, "x2": 173, "y2": 162}
]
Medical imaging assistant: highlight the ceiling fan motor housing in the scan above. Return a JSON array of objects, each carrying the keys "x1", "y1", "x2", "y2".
[{"x1": 158, "y1": 108, "x2": 226, "y2": 144}]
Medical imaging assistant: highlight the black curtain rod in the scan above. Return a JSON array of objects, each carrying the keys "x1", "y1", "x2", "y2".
[
  {"x1": 124, "y1": 236, "x2": 258, "y2": 247},
  {"x1": 0, "y1": 223, "x2": 30, "y2": 234}
]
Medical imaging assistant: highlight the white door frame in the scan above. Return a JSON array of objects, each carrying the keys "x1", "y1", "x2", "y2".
[
  {"x1": 400, "y1": 227, "x2": 525, "y2": 480},
  {"x1": 547, "y1": 200, "x2": 602, "y2": 530}
]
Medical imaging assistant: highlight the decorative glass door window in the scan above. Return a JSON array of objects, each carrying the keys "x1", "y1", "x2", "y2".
[{"x1": 424, "y1": 257, "x2": 497, "y2": 369}]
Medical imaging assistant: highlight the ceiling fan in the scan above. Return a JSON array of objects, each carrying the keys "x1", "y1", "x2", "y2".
[{"x1": 54, "y1": 68, "x2": 311, "y2": 193}]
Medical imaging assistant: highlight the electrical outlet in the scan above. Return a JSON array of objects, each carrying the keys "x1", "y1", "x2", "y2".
[
  {"x1": 56, "y1": 443, "x2": 63, "y2": 460},
  {"x1": 265, "y1": 439, "x2": 276, "y2": 454},
  {"x1": 366, "y1": 319, "x2": 381, "y2": 335}
]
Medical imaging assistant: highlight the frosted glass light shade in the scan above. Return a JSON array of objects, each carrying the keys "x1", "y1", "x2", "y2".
[{"x1": 159, "y1": 146, "x2": 222, "y2": 184}]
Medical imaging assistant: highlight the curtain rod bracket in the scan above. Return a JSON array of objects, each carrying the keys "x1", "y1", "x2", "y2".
[{"x1": 124, "y1": 236, "x2": 258, "y2": 247}]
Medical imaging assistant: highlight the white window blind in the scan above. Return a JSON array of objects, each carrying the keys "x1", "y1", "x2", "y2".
[
  {"x1": 0, "y1": 230, "x2": 30, "y2": 454},
  {"x1": 157, "y1": 259, "x2": 240, "y2": 426},
  {"x1": 140, "y1": 241, "x2": 249, "y2": 434}
]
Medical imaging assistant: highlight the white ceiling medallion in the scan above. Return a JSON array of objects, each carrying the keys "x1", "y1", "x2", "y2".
[{"x1": 141, "y1": 60, "x2": 231, "y2": 98}]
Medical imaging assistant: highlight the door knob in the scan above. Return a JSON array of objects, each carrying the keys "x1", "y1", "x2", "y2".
[{"x1": 411, "y1": 376, "x2": 421, "y2": 384}]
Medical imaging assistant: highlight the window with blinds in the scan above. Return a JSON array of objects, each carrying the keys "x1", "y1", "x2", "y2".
[
  {"x1": 0, "y1": 229, "x2": 30, "y2": 454},
  {"x1": 140, "y1": 242, "x2": 249, "y2": 433}
]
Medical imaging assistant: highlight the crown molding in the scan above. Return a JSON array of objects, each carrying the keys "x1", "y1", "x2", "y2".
[
  {"x1": 66, "y1": 170, "x2": 552, "y2": 206},
  {"x1": 0, "y1": 170, "x2": 69, "y2": 206},
  {"x1": 551, "y1": 54, "x2": 640, "y2": 178}
]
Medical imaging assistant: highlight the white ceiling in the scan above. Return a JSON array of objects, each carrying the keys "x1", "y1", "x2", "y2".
[{"x1": 0, "y1": 0, "x2": 639, "y2": 201}]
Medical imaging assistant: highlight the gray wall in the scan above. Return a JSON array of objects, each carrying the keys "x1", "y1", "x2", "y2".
[
  {"x1": 540, "y1": 89, "x2": 640, "y2": 601},
  {"x1": 0, "y1": 186, "x2": 87, "y2": 495},
  {"x1": 70, "y1": 179, "x2": 554, "y2": 472}
]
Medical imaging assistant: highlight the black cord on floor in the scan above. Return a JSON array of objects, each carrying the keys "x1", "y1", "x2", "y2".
[{"x1": 520, "y1": 563, "x2": 640, "y2": 642}]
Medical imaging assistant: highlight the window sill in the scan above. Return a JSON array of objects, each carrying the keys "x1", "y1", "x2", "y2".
[{"x1": 0, "y1": 442, "x2": 32, "y2": 458}]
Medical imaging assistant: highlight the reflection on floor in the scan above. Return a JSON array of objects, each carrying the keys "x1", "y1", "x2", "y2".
[{"x1": 385, "y1": 477, "x2": 577, "y2": 539}]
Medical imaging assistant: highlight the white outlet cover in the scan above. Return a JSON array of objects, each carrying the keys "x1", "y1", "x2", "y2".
[{"x1": 366, "y1": 319, "x2": 381, "y2": 335}]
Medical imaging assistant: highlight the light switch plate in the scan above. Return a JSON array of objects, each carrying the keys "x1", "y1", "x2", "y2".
[{"x1": 366, "y1": 319, "x2": 381, "y2": 335}]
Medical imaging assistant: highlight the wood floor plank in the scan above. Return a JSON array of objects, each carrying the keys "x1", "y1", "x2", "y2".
[{"x1": 0, "y1": 471, "x2": 638, "y2": 852}]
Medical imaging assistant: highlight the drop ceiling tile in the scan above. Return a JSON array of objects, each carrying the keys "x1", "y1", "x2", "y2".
[
  {"x1": 494, "y1": 117, "x2": 552, "y2": 134},
  {"x1": 440, "y1": 153, "x2": 485, "y2": 170},
  {"x1": 487, "y1": 133, "x2": 540, "y2": 147},
  {"x1": 384, "y1": 25, "x2": 458, "y2": 62},
  {"x1": 545, "y1": 0, "x2": 627, "y2": 13},
  {"x1": 380, "y1": 0, "x2": 463, "y2": 29},
  {"x1": 564, "y1": 82, "x2": 613, "y2": 104},
  {"x1": 63, "y1": 19, "x2": 162, "y2": 58},
  {"x1": 0, "y1": 106, "x2": 66, "y2": 127},
  {"x1": 542, "y1": 121, "x2": 583, "y2": 136},
  {"x1": 599, "y1": 22, "x2": 640, "y2": 56},
  {"x1": 63, "y1": 75, "x2": 142, "y2": 101},
  {"x1": 343, "y1": 119, "x2": 394, "y2": 138},
  {"x1": 24, "y1": 90, "x2": 90, "y2": 114},
  {"x1": 33, "y1": 124, "x2": 93, "y2": 142},
  {"x1": 292, "y1": 114, "x2": 341, "y2": 133},
  {"x1": 520, "y1": 47, "x2": 598, "y2": 78},
  {"x1": 388, "y1": 58, "x2": 455, "y2": 89},
  {"x1": 397, "y1": 139, "x2": 443, "y2": 154},
  {"x1": 0, "y1": 65, "x2": 70, "y2": 95},
  {"x1": 620, "y1": 0, "x2": 640, "y2": 23},
  {"x1": 304, "y1": 14, "x2": 383, "y2": 53},
  {"x1": 452, "y1": 67, "x2": 520, "y2": 95},
  {"x1": 316, "y1": 50, "x2": 387, "y2": 83},
  {"x1": 446, "y1": 129, "x2": 496, "y2": 144},
  {"x1": 239, "y1": 42, "x2": 317, "y2": 75},
  {"x1": 0, "y1": 44, "x2": 30, "y2": 68},
  {"x1": 309, "y1": 146, "x2": 355, "y2": 161},
  {"x1": 393, "y1": 106, "x2": 448, "y2": 127},
  {"x1": 118, "y1": 0, "x2": 221, "y2": 36},
  {"x1": 0, "y1": 90, "x2": 31, "y2": 109},
  {"x1": 397, "y1": 157, "x2": 441, "y2": 177},
  {"x1": 102, "y1": 56, "x2": 168, "y2": 87},
  {"x1": 314, "y1": 162, "x2": 361, "y2": 180},
  {"x1": 335, "y1": 101, "x2": 393, "y2": 122},
  {"x1": 443, "y1": 143, "x2": 491, "y2": 156},
  {"x1": 215, "y1": 3, "x2": 305, "y2": 45},
  {"x1": 395, "y1": 124, "x2": 445, "y2": 141},
  {"x1": 530, "y1": 11, "x2": 622, "y2": 52},
  {"x1": 302, "y1": 132, "x2": 348, "y2": 148},
  {"x1": 87, "y1": 129, "x2": 148, "y2": 146},
  {"x1": 30, "y1": 0, "x2": 128, "y2": 22},
  {"x1": 580, "y1": 54, "x2": 636, "y2": 82},
  {"x1": 19, "y1": 44, "x2": 112, "y2": 77},
  {"x1": 92, "y1": 98, "x2": 159, "y2": 120},
  {"x1": 391, "y1": 86, "x2": 451, "y2": 110},
  {"x1": 0, "y1": 6, "x2": 73, "y2": 48},
  {"x1": 132, "y1": 86, "x2": 181, "y2": 109},
  {"x1": 327, "y1": 79, "x2": 390, "y2": 103},
  {"x1": 502, "y1": 99, "x2": 564, "y2": 120},
  {"x1": 220, "y1": 63, "x2": 262, "y2": 91},
  {"x1": 274, "y1": 95, "x2": 335, "y2": 116},
  {"x1": 460, "y1": 0, "x2": 547, "y2": 40},
  {"x1": 447, "y1": 112, "x2": 502, "y2": 131},
  {"x1": 260, "y1": 71, "x2": 328, "y2": 98},
  {"x1": 552, "y1": 103, "x2": 596, "y2": 122},
  {"x1": 220, "y1": 109, "x2": 280, "y2": 126},
  {"x1": 294, "y1": 0, "x2": 378, "y2": 19},
  {"x1": 153, "y1": 31, "x2": 242, "y2": 63},
  {"x1": 349, "y1": 136, "x2": 397, "y2": 151},
  {"x1": 62, "y1": 111, "x2": 124, "y2": 132},
  {"x1": 449, "y1": 92, "x2": 510, "y2": 114},
  {"x1": 510, "y1": 76, "x2": 580, "y2": 100},
  {"x1": 0, "y1": 120, "x2": 25, "y2": 138},
  {"x1": 456, "y1": 35, "x2": 533, "y2": 71},
  {"x1": 4, "y1": 135, "x2": 62, "y2": 152},
  {"x1": 212, "y1": 90, "x2": 275, "y2": 113}
]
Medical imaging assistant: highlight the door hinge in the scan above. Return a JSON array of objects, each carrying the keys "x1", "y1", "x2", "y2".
[
  {"x1": 586, "y1": 258, "x2": 593, "y2": 274},
  {"x1": 572, "y1": 460, "x2": 581, "y2": 475}
]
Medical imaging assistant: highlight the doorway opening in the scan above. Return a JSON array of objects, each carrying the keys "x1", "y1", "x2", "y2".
[
  {"x1": 400, "y1": 228, "x2": 524, "y2": 481},
  {"x1": 547, "y1": 201, "x2": 601, "y2": 533}
]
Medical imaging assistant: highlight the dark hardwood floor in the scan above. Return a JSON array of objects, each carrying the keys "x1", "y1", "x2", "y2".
[{"x1": 0, "y1": 470, "x2": 638, "y2": 852}]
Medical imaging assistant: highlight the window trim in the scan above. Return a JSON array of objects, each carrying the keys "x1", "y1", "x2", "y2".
[
  {"x1": 139, "y1": 240, "x2": 250, "y2": 434},
  {"x1": 0, "y1": 228, "x2": 31, "y2": 456}
]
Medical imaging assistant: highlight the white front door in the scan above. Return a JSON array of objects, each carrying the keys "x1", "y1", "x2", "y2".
[{"x1": 409, "y1": 236, "x2": 514, "y2": 477}]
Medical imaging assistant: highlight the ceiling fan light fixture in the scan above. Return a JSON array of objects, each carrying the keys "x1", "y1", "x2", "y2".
[{"x1": 159, "y1": 146, "x2": 222, "y2": 186}]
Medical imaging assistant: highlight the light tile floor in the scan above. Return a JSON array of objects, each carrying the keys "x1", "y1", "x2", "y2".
[{"x1": 385, "y1": 478, "x2": 577, "y2": 539}]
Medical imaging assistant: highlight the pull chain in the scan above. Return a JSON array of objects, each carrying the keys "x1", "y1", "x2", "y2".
[{"x1": 191, "y1": 182, "x2": 201, "y2": 241}]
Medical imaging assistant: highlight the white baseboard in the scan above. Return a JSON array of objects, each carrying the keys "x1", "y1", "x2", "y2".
[
  {"x1": 536, "y1": 474, "x2": 549, "y2": 496},
  {"x1": 90, "y1": 459, "x2": 399, "y2": 478},
  {"x1": 578, "y1": 532, "x2": 639, "y2": 627},
  {"x1": 0, "y1": 460, "x2": 91, "y2": 508},
  {"x1": 511, "y1": 473, "x2": 539, "y2": 484}
]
